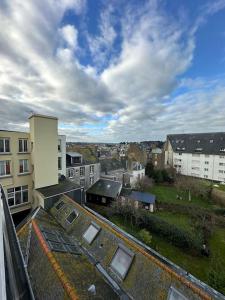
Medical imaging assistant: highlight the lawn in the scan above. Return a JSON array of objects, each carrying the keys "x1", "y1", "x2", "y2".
[{"x1": 146, "y1": 184, "x2": 213, "y2": 208}]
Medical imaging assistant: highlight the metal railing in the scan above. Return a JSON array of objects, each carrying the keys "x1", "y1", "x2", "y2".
[{"x1": 0, "y1": 184, "x2": 34, "y2": 300}]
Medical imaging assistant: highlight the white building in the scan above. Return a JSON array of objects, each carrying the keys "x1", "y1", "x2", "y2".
[
  {"x1": 165, "y1": 133, "x2": 225, "y2": 182},
  {"x1": 128, "y1": 162, "x2": 145, "y2": 187}
]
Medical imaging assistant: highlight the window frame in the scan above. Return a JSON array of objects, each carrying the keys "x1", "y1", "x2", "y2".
[
  {"x1": 0, "y1": 138, "x2": 10, "y2": 153},
  {"x1": 19, "y1": 159, "x2": 29, "y2": 174},
  {"x1": 167, "y1": 286, "x2": 188, "y2": 300},
  {"x1": 58, "y1": 157, "x2": 62, "y2": 170},
  {"x1": 80, "y1": 166, "x2": 85, "y2": 177},
  {"x1": 83, "y1": 222, "x2": 101, "y2": 244},
  {"x1": 66, "y1": 210, "x2": 79, "y2": 224},
  {"x1": 7, "y1": 185, "x2": 29, "y2": 207},
  {"x1": 110, "y1": 244, "x2": 134, "y2": 280},
  {"x1": 18, "y1": 138, "x2": 28, "y2": 153},
  {"x1": 0, "y1": 160, "x2": 11, "y2": 176}
]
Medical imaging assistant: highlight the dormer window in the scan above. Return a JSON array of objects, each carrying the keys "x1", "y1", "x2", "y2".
[
  {"x1": 197, "y1": 140, "x2": 200, "y2": 143},
  {"x1": 209, "y1": 139, "x2": 213, "y2": 143},
  {"x1": 220, "y1": 148, "x2": 225, "y2": 152},
  {"x1": 195, "y1": 147, "x2": 203, "y2": 152}
]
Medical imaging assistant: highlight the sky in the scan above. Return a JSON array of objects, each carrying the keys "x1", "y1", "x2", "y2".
[{"x1": 0, "y1": 0, "x2": 225, "y2": 142}]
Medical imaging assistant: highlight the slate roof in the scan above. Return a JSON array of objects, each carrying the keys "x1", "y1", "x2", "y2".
[
  {"x1": 168, "y1": 132, "x2": 225, "y2": 155},
  {"x1": 87, "y1": 179, "x2": 122, "y2": 198},
  {"x1": 129, "y1": 191, "x2": 156, "y2": 204},
  {"x1": 67, "y1": 152, "x2": 83, "y2": 157},
  {"x1": 36, "y1": 179, "x2": 80, "y2": 198},
  {"x1": 17, "y1": 196, "x2": 224, "y2": 300}
]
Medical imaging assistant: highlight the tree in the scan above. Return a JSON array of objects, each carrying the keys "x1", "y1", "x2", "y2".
[
  {"x1": 135, "y1": 176, "x2": 153, "y2": 192},
  {"x1": 145, "y1": 162, "x2": 155, "y2": 178}
]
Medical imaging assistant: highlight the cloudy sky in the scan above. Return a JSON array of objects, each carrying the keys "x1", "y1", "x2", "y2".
[{"x1": 0, "y1": 0, "x2": 225, "y2": 142}]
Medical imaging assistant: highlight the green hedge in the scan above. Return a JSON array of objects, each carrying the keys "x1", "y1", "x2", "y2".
[{"x1": 139, "y1": 213, "x2": 203, "y2": 254}]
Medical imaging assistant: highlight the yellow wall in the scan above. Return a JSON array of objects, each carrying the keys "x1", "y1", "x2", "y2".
[
  {"x1": 0, "y1": 131, "x2": 32, "y2": 212},
  {"x1": 29, "y1": 114, "x2": 58, "y2": 189}
]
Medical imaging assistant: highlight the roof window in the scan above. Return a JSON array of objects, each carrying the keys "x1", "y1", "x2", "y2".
[
  {"x1": 83, "y1": 223, "x2": 101, "y2": 244},
  {"x1": 55, "y1": 201, "x2": 65, "y2": 210},
  {"x1": 110, "y1": 244, "x2": 134, "y2": 279},
  {"x1": 220, "y1": 148, "x2": 225, "y2": 152},
  {"x1": 167, "y1": 286, "x2": 188, "y2": 300},
  {"x1": 66, "y1": 210, "x2": 79, "y2": 224},
  {"x1": 209, "y1": 139, "x2": 213, "y2": 143}
]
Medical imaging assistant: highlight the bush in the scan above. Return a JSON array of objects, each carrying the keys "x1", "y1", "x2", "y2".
[
  {"x1": 138, "y1": 229, "x2": 152, "y2": 245},
  {"x1": 139, "y1": 213, "x2": 203, "y2": 254}
]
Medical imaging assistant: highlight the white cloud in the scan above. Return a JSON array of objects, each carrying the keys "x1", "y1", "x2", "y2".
[{"x1": 0, "y1": 0, "x2": 225, "y2": 142}]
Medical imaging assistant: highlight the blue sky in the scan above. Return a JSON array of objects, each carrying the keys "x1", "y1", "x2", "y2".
[{"x1": 0, "y1": 0, "x2": 225, "y2": 142}]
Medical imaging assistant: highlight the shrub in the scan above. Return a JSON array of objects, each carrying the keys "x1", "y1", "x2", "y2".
[
  {"x1": 138, "y1": 229, "x2": 152, "y2": 245},
  {"x1": 139, "y1": 213, "x2": 203, "y2": 254}
]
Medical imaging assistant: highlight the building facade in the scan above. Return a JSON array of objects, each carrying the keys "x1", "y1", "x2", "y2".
[
  {"x1": 165, "y1": 133, "x2": 225, "y2": 182},
  {"x1": 66, "y1": 152, "x2": 100, "y2": 190},
  {"x1": 0, "y1": 114, "x2": 66, "y2": 214}
]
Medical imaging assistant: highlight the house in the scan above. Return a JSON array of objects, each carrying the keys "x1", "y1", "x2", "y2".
[
  {"x1": 165, "y1": 133, "x2": 225, "y2": 182},
  {"x1": 66, "y1": 152, "x2": 100, "y2": 190},
  {"x1": 120, "y1": 189, "x2": 156, "y2": 212},
  {"x1": 5, "y1": 186, "x2": 222, "y2": 300},
  {"x1": 86, "y1": 178, "x2": 122, "y2": 205},
  {"x1": 128, "y1": 161, "x2": 145, "y2": 187},
  {"x1": 0, "y1": 114, "x2": 67, "y2": 215}
]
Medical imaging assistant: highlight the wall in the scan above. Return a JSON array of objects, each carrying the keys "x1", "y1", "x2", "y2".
[
  {"x1": 0, "y1": 131, "x2": 33, "y2": 214},
  {"x1": 29, "y1": 115, "x2": 58, "y2": 189},
  {"x1": 58, "y1": 135, "x2": 66, "y2": 177}
]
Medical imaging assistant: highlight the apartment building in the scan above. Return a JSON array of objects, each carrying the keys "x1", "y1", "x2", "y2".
[
  {"x1": 0, "y1": 114, "x2": 66, "y2": 214},
  {"x1": 165, "y1": 133, "x2": 225, "y2": 182},
  {"x1": 66, "y1": 152, "x2": 100, "y2": 189}
]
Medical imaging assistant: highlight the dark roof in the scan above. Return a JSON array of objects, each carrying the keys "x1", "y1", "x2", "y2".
[
  {"x1": 168, "y1": 132, "x2": 225, "y2": 155},
  {"x1": 120, "y1": 187, "x2": 132, "y2": 197},
  {"x1": 87, "y1": 179, "x2": 122, "y2": 198},
  {"x1": 36, "y1": 179, "x2": 80, "y2": 198},
  {"x1": 129, "y1": 191, "x2": 156, "y2": 204},
  {"x1": 67, "y1": 152, "x2": 82, "y2": 157}
]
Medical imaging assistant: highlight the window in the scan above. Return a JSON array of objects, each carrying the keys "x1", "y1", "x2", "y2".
[
  {"x1": 19, "y1": 139, "x2": 28, "y2": 153},
  {"x1": 219, "y1": 170, "x2": 224, "y2": 174},
  {"x1": 66, "y1": 210, "x2": 78, "y2": 224},
  {"x1": 68, "y1": 168, "x2": 75, "y2": 178},
  {"x1": 80, "y1": 166, "x2": 85, "y2": 177},
  {"x1": 58, "y1": 157, "x2": 62, "y2": 170},
  {"x1": 90, "y1": 176, "x2": 94, "y2": 185},
  {"x1": 58, "y1": 139, "x2": 61, "y2": 152},
  {"x1": 167, "y1": 286, "x2": 188, "y2": 300},
  {"x1": 83, "y1": 223, "x2": 100, "y2": 244},
  {"x1": 7, "y1": 185, "x2": 28, "y2": 207},
  {"x1": 0, "y1": 138, "x2": 10, "y2": 153},
  {"x1": 209, "y1": 139, "x2": 213, "y2": 143},
  {"x1": 205, "y1": 154, "x2": 210, "y2": 158},
  {"x1": 219, "y1": 162, "x2": 225, "y2": 166},
  {"x1": 80, "y1": 178, "x2": 85, "y2": 187},
  {"x1": 90, "y1": 165, "x2": 94, "y2": 173},
  {"x1": 55, "y1": 201, "x2": 64, "y2": 210},
  {"x1": 220, "y1": 155, "x2": 225, "y2": 159},
  {"x1": 191, "y1": 167, "x2": 199, "y2": 170},
  {"x1": 220, "y1": 148, "x2": 225, "y2": 152},
  {"x1": 19, "y1": 159, "x2": 29, "y2": 173},
  {"x1": 204, "y1": 175, "x2": 208, "y2": 178},
  {"x1": 110, "y1": 244, "x2": 134, "y2": 279},
  {"x1": 205, "y1": 161, "x2": 209, "y2": 164},
  {"x1": 204, "y1": 168, "x2": 208, "y2": 171},
  {"x1": 0, "y1": 160, "x2": 10, "y2": 176}
]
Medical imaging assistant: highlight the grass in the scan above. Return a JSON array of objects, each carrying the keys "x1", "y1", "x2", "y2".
[{"x1": 146, "y1": 184, "x2": 213, "y2": 208}]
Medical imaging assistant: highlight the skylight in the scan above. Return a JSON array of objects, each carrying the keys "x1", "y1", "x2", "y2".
[
  {"x1": 167, "y1": 287, "x2": 188, "y2": 300},
  {"x1": 55, "y1": 201, "x2": 64, "y2": 210},
  {"x1": 110, "y1": 244, "x2": 134, "y2": 279},
  {"x1": 66, "y1": 210, "x2": 78, "y2": 224},
  {"x1": 83, "y1": 223, "x2": 101, "y2": 244}
]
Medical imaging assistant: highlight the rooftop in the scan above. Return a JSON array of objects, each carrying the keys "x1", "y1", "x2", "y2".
[
  {"x1": 168, "y1": 132, "x2": 225, "y2": 155},
  {"x1": 17, "y1": 196, "x2": 225, "y2": 300},
  {"x1": 129, "y1": 191, "x2": 156, "y2": 204},
  {"x1": 87, "y1": 179, "x2": 122, "y2": 198}
]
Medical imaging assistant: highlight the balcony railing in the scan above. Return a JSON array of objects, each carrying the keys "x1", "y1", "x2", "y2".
[{"x1": 0, "y1": 184, "x2": 34, "y2": 299}]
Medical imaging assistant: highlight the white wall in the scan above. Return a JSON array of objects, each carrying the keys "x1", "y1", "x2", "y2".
[
  {"x1": 58, "y1": 135, "x2": 66, "y2": 177},
  {"x1": 172, "y1": 152, "x2": 225, "y2": 182}
]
